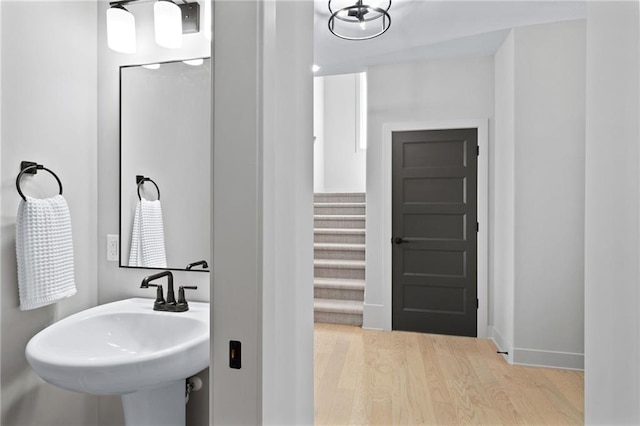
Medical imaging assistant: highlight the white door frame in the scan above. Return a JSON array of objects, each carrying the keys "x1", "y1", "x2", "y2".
[{"x1": 381, "y1": 119, "x2": 489, "y2": 338}]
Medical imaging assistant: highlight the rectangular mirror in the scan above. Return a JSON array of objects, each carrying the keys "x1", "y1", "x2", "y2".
[{"x1": 119, "y1": 58, "x2": 211, "y2": 272}]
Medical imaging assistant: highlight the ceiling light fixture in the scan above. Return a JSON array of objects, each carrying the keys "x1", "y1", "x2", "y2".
[
  {"x1": 328, "y1": 0, "x2": 391, "y2": 41},
  {"x1": 106, "y1": 4, "x2": 136, "y2": 53}
]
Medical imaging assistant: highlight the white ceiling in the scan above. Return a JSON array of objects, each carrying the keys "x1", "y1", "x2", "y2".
[{"x1": 314, "y1": 0, "x2": 587, "y2": 76}]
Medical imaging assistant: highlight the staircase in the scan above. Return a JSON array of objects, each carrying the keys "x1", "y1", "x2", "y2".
[{"x1": 314, "y1": 193, "x2": 365, "y2": 326}]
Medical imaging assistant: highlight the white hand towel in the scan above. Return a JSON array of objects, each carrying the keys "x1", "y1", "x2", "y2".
[
  {"x1": 129, "y1": 201, "x2": 143, "y2": 267},
  {"x1": 129, "y1": 199, "x2": 167, "y2": 268},
  {"x1": 16, "y1": 194, "x2": 76, "y2": 311}
]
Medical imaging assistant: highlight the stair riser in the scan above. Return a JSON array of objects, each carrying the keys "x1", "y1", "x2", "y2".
[
  {"x1": 314, "y1": 266, "x2": 365, "y2": 280},
  {"x1": 314, "y1": 233, "x2": 365, "y2": 244},
  {"x1": 314, "y1": 219, "x2": 365, "y2": 229},
  {"x1": 314, "y1": 249, "x2": 365, "y2": 261},
  {"x1": 314, "y1": 311, "x2": 363, "y2": 326},
  {"x1": 314, "y1": 206, "x2": 366, "y2": 215},
  {"x1": 314, "y1": 287, "x2": 364, "y2": 301},
  {"x1": 314, "y1": 194, "x2": 365, "y2": 203}
]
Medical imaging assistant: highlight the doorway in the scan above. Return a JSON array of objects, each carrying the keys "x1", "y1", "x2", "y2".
[
  {"x1": 380, "y1": 120, "x2": 489, "y2": 337},
  {"x1": 391, "y1": 128, "x2": 478, "y2": 336}
]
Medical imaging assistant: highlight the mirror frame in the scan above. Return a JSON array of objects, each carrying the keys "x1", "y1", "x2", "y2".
[{"x1": 118, "y1": 57, "x2": 211, "y2": 273}]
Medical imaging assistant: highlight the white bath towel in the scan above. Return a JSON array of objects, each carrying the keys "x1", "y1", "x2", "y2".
[
  {"x1": 129, "y1": 199, "x2": 167, "y2": 268},
  {"x1": 16, "y1": 195, "x2": 76, "y2": 311}
]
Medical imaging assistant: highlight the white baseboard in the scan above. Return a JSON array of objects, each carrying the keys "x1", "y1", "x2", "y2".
[
  {"x1": 362, "y1": 303, "x2": 387, "y2": 330},
  {"x1": 513, "y1": 348, "x2": 584, "y2": 371},
  {"x1": 488, "y1": 325, "x2": 512, "y2": 364},
  {"x1": 488, "y1": 327, "x2": 582, "y2": 370}
]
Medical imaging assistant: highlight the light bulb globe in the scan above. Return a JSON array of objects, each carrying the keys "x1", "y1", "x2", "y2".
[{"x1": 154, "y1": 1, "x2": 182, "y2": 49}]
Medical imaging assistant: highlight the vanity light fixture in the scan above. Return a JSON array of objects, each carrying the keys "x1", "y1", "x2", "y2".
[
  {"x1": 106, "y1": 4, "x2": 136, "y2": 53},
  {"x1": 328, "y1": 0, "x2": 391, "y2": 41},
  {"x1": 154, "y1": 0, "x2": 182, "y2": 48},
  {"x1": 106, "y1": 0, "x2": 201, "y2": 53},
  {"x1": 142, "y1": 63, "x2": 161, "y2": 69}
]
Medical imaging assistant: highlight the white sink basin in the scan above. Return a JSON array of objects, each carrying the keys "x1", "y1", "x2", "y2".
[{"x1": 26, "y1": 298, "x2": 209, "y2": 395}]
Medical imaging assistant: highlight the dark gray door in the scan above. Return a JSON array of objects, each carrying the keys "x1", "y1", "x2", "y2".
[{"x1": 392, "y1": 128, "x2": 478, "y2": 337}]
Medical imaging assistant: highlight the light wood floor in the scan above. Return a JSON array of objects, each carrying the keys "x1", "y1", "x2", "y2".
[{"x1": 314, "y1": 324, "x2": 583, "y2": 425}]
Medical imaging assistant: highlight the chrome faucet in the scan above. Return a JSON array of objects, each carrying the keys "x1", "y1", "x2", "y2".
[{"x1": 140, "y1": 270, "x2": 198, "y2": 312}]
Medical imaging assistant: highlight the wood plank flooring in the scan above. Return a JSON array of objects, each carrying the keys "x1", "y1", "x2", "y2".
[{"x1": 314, "y1": 324, "x2": 583, "y2": 425}]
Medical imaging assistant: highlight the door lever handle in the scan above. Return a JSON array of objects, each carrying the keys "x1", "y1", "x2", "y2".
[{"x1": 392, "y1": 237, "x2": 408, "y2": 245}]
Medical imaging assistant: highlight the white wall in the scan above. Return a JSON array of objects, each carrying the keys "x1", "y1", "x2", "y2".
[
  {"x1": 364, "y1": 56, "x2": 495, "y2": 329},
  {"x1": 97, "y1": 0, "x2": 211, "y2": 304},
  {"x1": 584, "y1": 2, "x2": 640, "y2": 423},
  {"x1": 0, "y1": 2, "x2": 98, "y2": 425},
  {"x1": 365, "y1": 21, "x2": 585, "y2": 370},
  {"x1": 512, "y1": 20, "x2": 585, "y2": 368},
  {"x1": 0, "y1": 0, "x2": 3, "y2": 408},
  {"x1": 494, "y1": 20, "x2": 586, "y2": 369},
  {"x1": 211, "y1": 2, "x2": 262, "y2": 422},
  {"x1": 212, "y1": 0, "x2": 314, "y2": 424},
  {"x1": 320, "y1": 73, "x2": 366, "y2": 193},
  {"x1": 314, "y1": 77, "x2": 325, "y2": 193},
  {"x1": 262, "y1": 1, "x2": 314, "y2": 422},
  {"x1": 96, "y1": 2, "x2": 211, "y2": 424},
  {"x1": 491, "y1": 30, "x2": 515, "y2": 361}
]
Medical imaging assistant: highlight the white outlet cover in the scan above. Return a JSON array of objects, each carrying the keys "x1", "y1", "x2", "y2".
[{"x1": 107, "y1": 234, "x2": 119, "y2": 262}]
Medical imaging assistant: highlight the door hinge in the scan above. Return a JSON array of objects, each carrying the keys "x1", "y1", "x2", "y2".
[
  {"x1": 476, "y1": 222, "x2": 479, "y2": 232},
  {"x1": 477, "y1": 145, "x2": 480, "y2": 156},
  {"x1": 477, "y1": 298, "x2": 479, "y2": 309}
]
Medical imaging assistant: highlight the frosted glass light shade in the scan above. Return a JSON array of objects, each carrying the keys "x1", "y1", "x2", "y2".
[
  {"x1": 106, "y1": 6, "x2": 136, "y2": 54},
  {"x1": 154, "y1": 1, "x2": 182, "y2": 49}
]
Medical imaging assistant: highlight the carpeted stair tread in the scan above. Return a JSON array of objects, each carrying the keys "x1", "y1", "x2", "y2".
[
  {"x1": 314, "y1": 259, "x2": 365, "y2": 269},
  {"x1": 315, "y1": 192, "x2": 365, "y2": 197},
  {"x1": 314, "y1": 298, "x2": 364, "y2": 315},
  {"x1": 314, "y1": 243, "x2": 365, "y2": 251},
  {"x1": 314, "y1": 202, "x2": 366, "y2": 207},
  {"x1": 314, "y1": 193, "x2": 366, "y2": 203},
  {"x1": 314, "y1": 277, "x2": 365, "y2": 290},
  {"x1": 314, "y1": 228, "x2": 365, "y2": 235},
  {"x1": 314, "y1": 214, "x2": 366, "y2": 220}
]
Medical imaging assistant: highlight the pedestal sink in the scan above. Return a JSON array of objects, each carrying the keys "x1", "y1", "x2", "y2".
[{"x1": 25, "y1": 298, "x2": 209, "y2": 426}]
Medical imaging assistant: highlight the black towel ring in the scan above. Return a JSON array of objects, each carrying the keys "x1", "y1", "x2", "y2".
[
  {"x1": 136, "y1": 176, "x2": 161, "y2": 201},
  {"x1": 16, "y1": 161, "x2": 63, "y2": 201}
]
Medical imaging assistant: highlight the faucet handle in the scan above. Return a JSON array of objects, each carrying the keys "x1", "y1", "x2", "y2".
[
  {"x1": 143, "y1": 284, "x2": 167, "y2": 311},
  {"x1": 175, "y1": 286, "x2": 198, "y2": 312}
]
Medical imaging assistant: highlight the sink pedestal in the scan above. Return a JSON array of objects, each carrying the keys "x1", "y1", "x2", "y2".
[
  {"x1": 25, "y1": 298, "x2": 209, "y2": 425},
  {"x1": 121, "y1": 380, "x2": 185, "y2": 426}
]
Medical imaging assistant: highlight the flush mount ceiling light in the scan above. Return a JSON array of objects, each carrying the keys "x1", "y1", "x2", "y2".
[
  {"x1": 154, "y1": 0, "x2": 182, "y2": 48},
  {"x1": 328, "y1": 0, "x2": 391, "y2": 41},
  {"x1": 106, "y1": 4, "x2": 136, "y2": 53},
  {"x1": 106, "y1": 0, "x2": 201, "y2": 53}
]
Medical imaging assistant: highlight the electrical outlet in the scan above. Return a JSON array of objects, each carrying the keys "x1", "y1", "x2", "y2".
[{"x1": 107, "y1": 234, "x2": 119, "y2": 262}]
